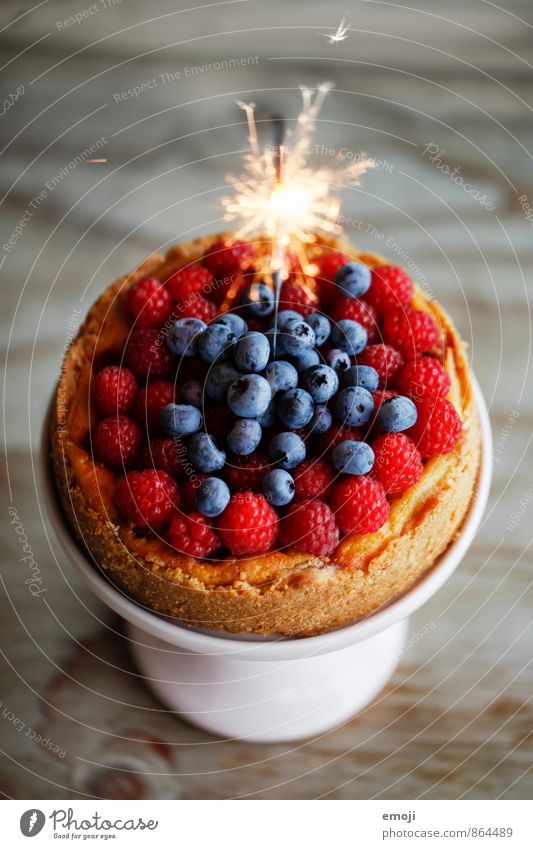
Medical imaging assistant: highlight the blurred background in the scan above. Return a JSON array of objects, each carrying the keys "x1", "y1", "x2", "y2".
[{"x1": 1, "y1": 0, "x2": 533, "y2": 799}]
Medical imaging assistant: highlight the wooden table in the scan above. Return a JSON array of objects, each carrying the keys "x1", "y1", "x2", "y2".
[{"x1": 1, "y1": 0, "x2": 532, "y2": 799}]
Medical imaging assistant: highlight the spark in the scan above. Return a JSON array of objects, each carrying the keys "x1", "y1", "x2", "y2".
[
  {"x1": 320, "y1": 14, "x2": 349, "y2": 44},
  {"x1": 84, "y1": 159, "x2": 107, "y2": 163},
  {"x1": 223, "y1": 82, "x2": 374, "y2": 246}
]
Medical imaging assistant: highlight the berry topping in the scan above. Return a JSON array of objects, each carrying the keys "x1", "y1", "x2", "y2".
[
  {"x1": 263, "y1": 360, "x2": 299, "y2": 395},
  {"x1": 94, "y1": 366, "x2": 138, "y2": 417},
  {"x1": 177, "y1": 295, "x2": 218, "y2": 324},
  {"x1": 305, "y1": 313, "x2": 331, "y2": 347},
  {"x1": 168, "y1": 512, "x2": 220, "y2": 558},
  {"x1": 302, "y1": 364, "x2": 339, "y2": 404},
  {"x1": 197, "y1": 323, "x2": 236, "y2": 363},
  {"x1": 279, "y1": 317, "x2": 316, "y2": 356},
  {"x1": 371, "y1": 433, "x2": 423, "y2": 495},
  {"x1": 135, "y1": 381, "x2": 177, "y2": 430},
  {"x1": 357, "y1": 344, "x2": 404, "y2": 387},
  {"x1": 167, "y1": 317, "x2": 207, "y2": 357},
  {"x1": 314, "y1": 250, "x2": 350, "y2": 302},
  {"x1": 203, "y1": 239, "x2": 254, "y2": 277},
  {"x1": 181, "y1": 474, "x2": 206, "y2": 512},
  {"x1": 280, "y1": 499, "x2": 339, "y2": 556},
  {"x1": 342, "y1": 364, "x2": 379, "y2": 392},
  {"x1": 214, "y1": 313, "x2": 248, "y2": 339},
  {"x1": 331, "y1": 477, "x2": 390, "y2": 535},
  {"x1": 141, "y1": 437, "x2": 185, "y2": 479},
  {"x1": 188, "y1": 432, "x2": 226, "y2": 473},
  {"x1": 335, "y1": 385, "x2": 375, "y2": 427},
  {"x1": 227, "y1": 374, "x2": 272, "y2": 418},
  {"x1": 316, "y1": 423, "x2": 362, "y2": 462},
  {"x1": 224, "y1": 451, "x2": 270, "y2": 492},
  {"x1": 160, "y1": 402, "x2": 203, "y2": 438},
  {"x1": 269, "y1": 431, "x2": 307, "y2": 470},
  {"x1": 330, "y1": 296, "x2": 379, "y2": 344},
  {"x1": 382, "y1": 307, "x2": 439, "y2": 361},
  {"x1": 218, "y1": 492, "x2": 279, "y2": 556},
  {"x1": 365, "y1": 265, "x2": 413, "y2": 315},
  {"x1": 377, "y1": 395, "x2": 418, "y2": 432},
  {"x1": 227, "y1": 418, "x2": 262, "y2": 456},
  {"x1": 293, "y1": 459, "x2": 335, "y2": 501},
  {"x1": 308, "y1": 405, "x2": 332, "y2": 435},
  {"x1": 205, "y1": 362, "x2": 242, "y2": 402},
  {"x1": 93, "y1": 416, "x2": 142, "y2": 469},
  {"x1": 125, "y1": 327, "x2": 176, "y2": 379},
  {"x1": 394, "y1": 357, "x2": 451, "y2": 403},
  {"x1": 330, "y1": 318, "x2": 368, "y2": 356},
  {"x1": 126, "y1": 277, "x2": 172, "y2": 328},
  {"x1": 332, "y1": 440, "x2": 374, "y2": 475},
  {"x1": 241, "y1": 282, "x2": 275, "y2": 317},
  {"x1": 324, "y1": 348, "x2": 351, "y2": 375},
  {"x1": 334, "y1": 261, "x2": 371, "y2": 299},
  {"x1": 115, "y1": 469, "x2": 179, "y2": 527},
  {"x1": 407, "y1": 397, "x2": 462, "y2": 458},
  {"x1": 263, "y1": 468, "x2": 295, "y2": 506},
  {"x1": 279, "y1": 280, "x2": 318, "y2": 317},
  {"x1": 234, "y1": 331, "x2": 270, "y2": 372},
  {"x1": 195, "y1": 476, "x2": 231, "y2": 517},
  {"x1": 166, "y1": 264, "x2": 214, "y2": 302},
  {"x1": 276, "y1": 387, "x2": 314, "y2": 429}
]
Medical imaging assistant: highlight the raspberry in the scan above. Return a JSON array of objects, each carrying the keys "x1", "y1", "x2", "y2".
[
  {"x1": 181, "y1": 475, "x2": 206, "y2": 513},
  {"x1": 407, "y1": 397, "x2": 462, "y2": 458},
  {"x1": 394, "y1": 356, "x2": 451, "y2": 403},
  {"x1": 125, "y1": 327, "x2": 176, "y2": 380},
  {"x1": 136, "y1": 381, "x2": 177, "y2": 430},
  {"x1": 202, "y1": 239, "x2": 254, "y2": 277},
  {"x1": 331, "y1": 477, "x2": 390, "y2": 535},
  {"x1": 280, "y1": 499, "x2": 339, "y2": 556},
  {"x1": 218, "y1": 491, "x2": 279, "y2": 555},
  {"x1": 330, "y1": 297, "x2": 379, "y2": 343},
  {"x1": 92, "y1": 416, "x2": 142, "y2": 469},
  {"x1": 126, "y1": 277, "x2": 172, "y2": 328},
  {"x1": 365, "y1": 265, "x2": 413, "y2": 315},
  {"x1": 382, "y1": 308, "x2": 439, "y2": 361},
  {"x1": 279, "y1": 280, "x2": 318, "y2": 317},
  {"x1": 168, "y1": 512, "x2": 220, "y2": 558},
  {"x1": 223, "y1": 451, "x2": 270, "y2": 492},
  {"x1": 371, "y1": 433, "x2": 424, "y2": 495},
  {"x1": 316, "y1": 424, "x2": 361, "y2": 462},
  {"x1": 93, "y1": 366, "x2": 138, "y2": 416},
  {"x1": 141, "y1": 437, "x2": 185, "y2": 479},
  {"x1": 314, "y1": 250, "x2": 350, "y2": 302},
  {"x1": 293, "y1": 459, "x2": 335, "y2": 501},
  {"x1": 177, "y1": 295, "x2": 218, "y2": 324},
  {"x1": 115, "y1": 469, "x2": 179, "y2": 527},
  {"x1": 357, "y1": 344, "x2": 404, "y2": 388},
  {"x1": 166, "y1": 264, "x2": 214, "y2": 302}
]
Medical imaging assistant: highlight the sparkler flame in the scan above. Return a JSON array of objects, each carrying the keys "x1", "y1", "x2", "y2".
[{"x1": 222, "y1": 83, "x2": 375, "y2": 247}]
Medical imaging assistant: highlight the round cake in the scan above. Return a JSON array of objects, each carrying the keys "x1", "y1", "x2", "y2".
[{"x1": 51, "y1": 232, "x2": 481, "y2": 636}]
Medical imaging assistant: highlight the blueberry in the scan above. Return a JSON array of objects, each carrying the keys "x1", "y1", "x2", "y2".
[
  {"x1": 287, "y1": 348, "x2": 320, "y2": 374},
  {"x1": 180, "y1": 379, "x2": 203, "y2": 408},
  {"x1": 277, "y1": 309, "x2": 303, "y2": 327},
  {"x1": 227, "y1": 374, "x2": 272, "y2": 418},
  {"x1": 241, "y1": 282, "x2": 275, "y2": 317},
  {"x1": 335, "y1": 386, "x2": 374, "y2": 427},
  {"x1": 342, "y1": 365, "x2": 379, "y2": 392},
  {"x1": 279, "y1": 318, "x2": 316, "y2": 356},
  {"x1": 306, "y1": 313, "x2": 331, "y2": 347},
  {"x1": 334, "y1": 261, "x2": 371, "y2": 299},
  {"x1": 205, "y1": 362, "x2": 242, "y2": 402},
  {"x1": 195, "y1": 476, "x2": 230, "y2": 517},
  {"x1": 214, "y1": 313, "x2": 248, "y2": 339},
  {"x1": 167, "y1": 317, "x2": 207, "y2": 356},
  {"x1": 197, "y1": 323, "x2": 235, "y2": 363},
  {"x1": 332, "y1": 440, "x2": 375, "y2": 475},
  {"x1": 263, "y1": 469, "x2": 295, "y2": 506},
  {"x1": 234, "y1": 331, "x2": 270, "y2": 373},
  {"x1": 227, "y1": 418, "x2": 262, "y2": 455},
  {"x1": 263, "y1": 360, "x2": 298, "y2": 395},
  {"x1": 324, "y1": 348, "x2": 351, "y2": 375},
  {"x1": 269, "y1": 432, "x2": 306, "y2": 469},
  {"x1": 302, "y1": 364, "x2": 339, "y2": 404},
  {"x1": 160, "y1": 403, "x2": 202, "y2": 437},
  {"x1": 308, "y1": 405, "x2": 332, "y2": 435},
  {"x1": 276, "y1": 388, "x2": 314, "y2": 429},
  {"x1": 330, "y1": 319, "x2": 368, "y2": 356},
  {"x1": 187, "y1": 432, "x2": 226, "y2": 473},
  {"x1": 377, "y1": 395, "x2": 418, "y2": 432},
  {"x1": 256, "y1": 399, "x2": 277, "y2": 427}
]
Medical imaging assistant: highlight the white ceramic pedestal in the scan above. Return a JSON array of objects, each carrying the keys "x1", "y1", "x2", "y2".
[
  {"x1": 41, "y1": 379, "x2": 491, "y2": 743},
  {"x1": 127, "y1": 618, "x2": 409, "y2": 742}
]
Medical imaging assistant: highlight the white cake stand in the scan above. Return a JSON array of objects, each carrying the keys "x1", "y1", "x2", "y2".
[{"x1": 41, "y1": 380, "x2": 491, "y2": 742}]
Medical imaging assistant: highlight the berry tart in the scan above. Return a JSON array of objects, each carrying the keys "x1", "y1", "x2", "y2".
[{"x1": 51, "y1": 232, "x2": 481, "y2": 636}]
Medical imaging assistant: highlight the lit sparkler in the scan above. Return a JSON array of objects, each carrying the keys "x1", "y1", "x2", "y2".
[{"x1": 320, "y1": 14, "x2": 350, "y2": 44}]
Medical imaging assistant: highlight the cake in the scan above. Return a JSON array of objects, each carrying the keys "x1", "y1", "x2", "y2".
[{"x1": 51, "y1": 232, "x2": 481, "y2": 636}]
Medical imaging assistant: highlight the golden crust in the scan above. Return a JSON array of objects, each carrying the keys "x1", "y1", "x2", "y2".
[{"x1": 50, "y1": 233, "x2": 481, "y2": 636}]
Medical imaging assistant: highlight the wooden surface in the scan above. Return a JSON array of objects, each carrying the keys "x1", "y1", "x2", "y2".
[{"x1": 1, "y1": 0, "x2": 533, "y2": 799}]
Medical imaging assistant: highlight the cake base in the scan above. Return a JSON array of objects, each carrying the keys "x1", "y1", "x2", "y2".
[{"x1": 127, "y1": 618, "x2": 409, "y2": 742}]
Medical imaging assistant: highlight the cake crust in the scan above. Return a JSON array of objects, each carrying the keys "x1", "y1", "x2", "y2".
[{"x1": 51, "y1": 233, "x2": 481, "y2": 636}]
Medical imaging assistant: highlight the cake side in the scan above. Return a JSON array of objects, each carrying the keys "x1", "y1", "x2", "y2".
[{"x1": 51, "y1": 234, "x2": 481, "y2": 636}]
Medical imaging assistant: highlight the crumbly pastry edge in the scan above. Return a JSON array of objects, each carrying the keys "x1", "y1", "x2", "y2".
[{"x1": 50, "y1": 233, "x2": 481, "y2": 636}]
